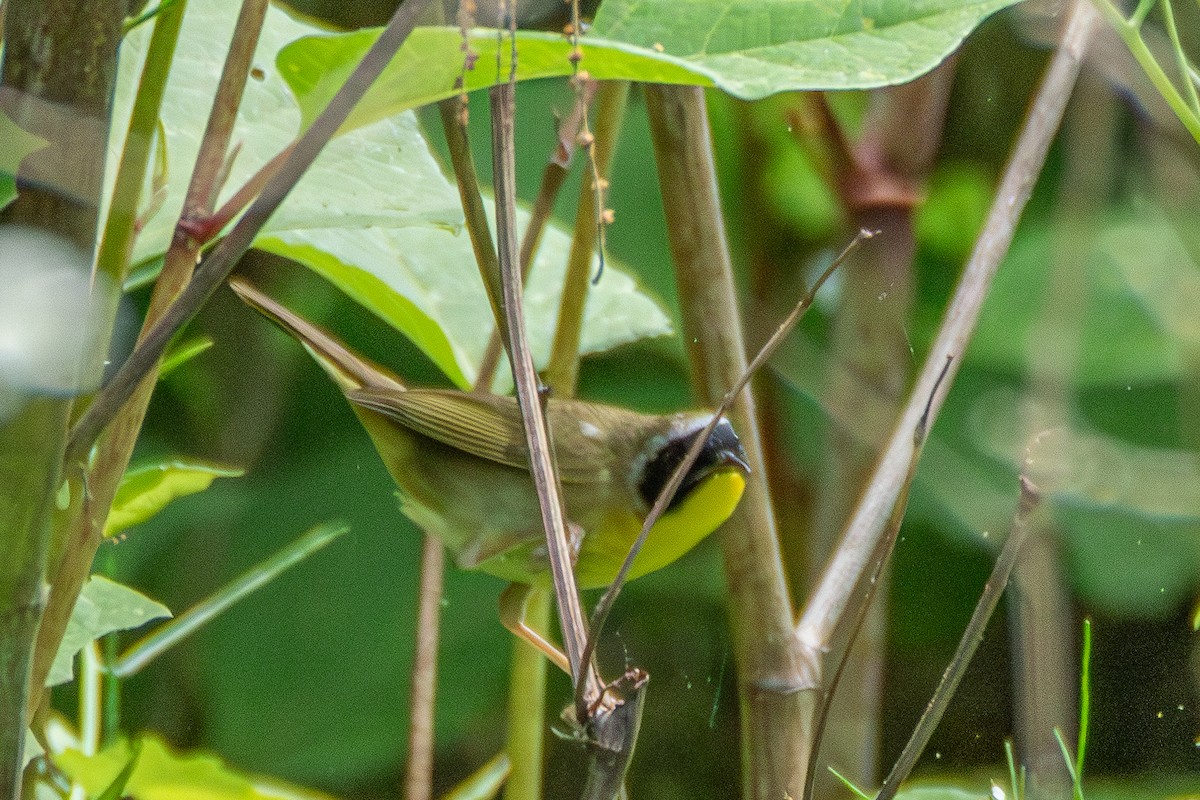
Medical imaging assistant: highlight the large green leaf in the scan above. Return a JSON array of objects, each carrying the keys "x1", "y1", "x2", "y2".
[
  {"x1": 966, "y1": 216, "x2": 1185, "y2": 385},
  {"x1": 105, "y1": 459, "x2": 244, "y2": 538},
  {"x1": 278, "y1": 1, "x2": 1022, "y2": 132},
  {"x1": 113, "y1": 0, "x2": 670, "y2": 387},
  {"x1": 48, "y1": 576, "x2": 171, "y2": 687},
  {"x1": 55, "y1": 734, "x2": 336, "y2": 800},
  {"x1": 255, "y1": 200, "x2": 672, "y2": 389}
]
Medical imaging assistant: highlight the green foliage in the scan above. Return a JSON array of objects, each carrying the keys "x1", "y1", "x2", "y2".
[
  {"x1": 278, "y1": 1, "x2": 1023, "y2": 132},
  {"x1": 113, "y1": 0, "x2": 670, "y2": 388},
  {"x1": 14, "y1": 0, "x2": 1189, "y2": 796},
  {"x1": 48, "y1": 577, "x2": 170, "y2": 687},
  {"x1": 55, "y1": 735, "x2": 335, "y2": 800},
  {"x1": 105, "y1": 460, "x2": 244, "y2": 538},
  {"x1": 94, "y1": 740, "x2": 142, "y2": 800},
  {"x1": 0, "y1": 109, "x2": 48, "y2": 212}
]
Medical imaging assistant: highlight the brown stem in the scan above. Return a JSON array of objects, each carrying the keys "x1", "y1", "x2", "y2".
[
  {"x1": 795, "y1": 0, "x2": 1099, "y2": 661},
  {"x1": 402, "y1": 535, "x2": 445, "y2": 800},
  {"x1": 877, "y1": 477, "x2": 1044, "y2": 800},
  {"x1": 644, "y1": 84, "x2": 812, "y2": 800},
  {"x1": 807, "y1": 62, "x2": 955, "y2": 796},
  {"x1": 0, "y1": 0, "x2": 126, "y2": 791},
  {"x1": 489, "y1": 81, "x2": 597, "y2": 699},
  {"x1": 27, "y1": 0, "x2": 272, "y2": 709}
]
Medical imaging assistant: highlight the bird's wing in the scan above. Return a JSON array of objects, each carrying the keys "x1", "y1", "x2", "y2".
[{"x1": 348, "y1": 388, "x2": 612, "y2": 484}]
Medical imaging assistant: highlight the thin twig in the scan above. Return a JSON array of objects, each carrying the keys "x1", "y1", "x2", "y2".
[
  {"x1": 578, "y1": 234, "x2": 863, "y2": 694},
  {"x1": 489, "y1": 80, "x2": 598, "y2": 701},
  {"x1": 803, "y1": 357, "x2": 953, "y2": 800},
  {"x1": 65, "y1": 0, "x2": 436, "y2": 462},
  {"x1": 794, "y1": 0, "x2": 1099, "y2": 657},
  {"x1": 875, "y1": 475, "x2": 1043, "y2": 800},
  {"x1": 403, "y1": 535, "x2": 445, "y2": 800}
]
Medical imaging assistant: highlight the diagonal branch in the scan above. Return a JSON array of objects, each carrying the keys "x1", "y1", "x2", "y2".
[
  {"x1": 794, "y1": 0, "x2": 1099, "y2": 658},
  {"x1": 65, "y1": 0, "x2": 435, "y2": 463}
]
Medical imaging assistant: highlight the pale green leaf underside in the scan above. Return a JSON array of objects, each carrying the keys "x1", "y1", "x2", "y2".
[
  {"x1": 56, "y1": 735, "x2": 336, "y2": 800},
  {"x1": 113, "y1": 1, "x2": 670, "y2": 387},
  {"x1": 278, "y1": 0, "x2": 1023, "y2": 132},
  {"x1": 256, "y1": 200, "x2": 672, "y2": 390},
  {"x1": 105, "y1": 459, "x2": 244, "y2": 538},
  {"x1": 49, "y1": 576, "x2": 171, "y2": 687}
]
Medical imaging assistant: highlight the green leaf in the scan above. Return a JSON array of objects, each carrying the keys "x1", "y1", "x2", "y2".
[
  {"x1": 894, "y1": 788, "x2": 988, "y2": 800},
  {"x1": 255, "y1": 200, "x2": 673, "y2": 390},
  {"x1": 22, "y1": 728, "x2": 43, "y2": 770},
  {"x1": 0, "y1": 108, "x2": 49, "y2": 174},
  {"x1": 48, "y1": 576, "x2": 171, "y2": 687},
  {"x1": 591, "y1": 0, "x2": 1023, "y2": 91},
  {"x1": 113, "y1": 1, "x2": 670, "y2": 387},
  {"x1": 55, "y1": 734, "x2": 337, "y2": 800},
  {"x1": 966, "y1": 217, "x2": 1184, "y2": 385},
  {"x1": 279, "y1": 1, "x2": 1022, "y2": 133},
  {"x1": 159, "y1": 335, "x2": 214, "y2": 379},
  {"x1": 95, "y1": 740, "x2": 142, "y2": 800},
  {"x1": 0, "y1": 108, "x2": 49, "y2": 212},
  {"x1": 105, "y1": 459, "x2": 244, "y2": 538},
  {"x1": 0, "y1": 173, "x2": 16, "y2": 213}
]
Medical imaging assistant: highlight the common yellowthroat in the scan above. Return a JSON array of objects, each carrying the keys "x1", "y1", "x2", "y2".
[{"x1": 229, "y1": 277, "x2": 749, "y2": 590}]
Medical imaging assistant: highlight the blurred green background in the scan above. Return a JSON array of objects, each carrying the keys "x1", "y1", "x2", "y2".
[{"x1": 72, "y1": 2, "x2": 1200, "y2": 798}]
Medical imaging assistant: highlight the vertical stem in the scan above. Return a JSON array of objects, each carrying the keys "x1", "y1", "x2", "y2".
[
  {"x1": 0, "y1": 0, "x2": 127, "y2": 791},
  {"x1": 0, "y1": 399, "x2": 72, "y2": 796},
  {"x1": 544, "y1": 81, "x2": 629, "y2": 395},
  {"x1": 795, "y1": 0, "x2": 1098, "y2": 657},
  {"x1": 27, "y1": 0, "x2": 272, "y2": 709},
  {"x1": 810, "y1": 62, "x2": 953, "y2": 795},
  {"x1": 403, "y1": 536, "x2": 445, "y2": 800},
  {"x1": 644, "y1": 84, "x2": 812, "y2": 800},
  {"x1": 502, "y1": 590, "x2": 550, "y2": 800},
  {"x1": 1010, "y1": 65, "x2": 1115, "y2": 799},
  {"x1": 490, "y1": 81, "x2": 597, "y2": 699}
]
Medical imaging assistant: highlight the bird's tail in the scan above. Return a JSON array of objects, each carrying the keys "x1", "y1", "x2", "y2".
[{"x1": 228, "y1": 276, "x2": 405, "y2": 393}]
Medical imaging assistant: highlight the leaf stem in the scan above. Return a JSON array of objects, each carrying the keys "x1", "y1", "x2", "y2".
[
  {"x1": 1089, "y1": 0, "x2": 1200, "y2": 144},
  {"x1": 109, "y1": 522, "x2": 347, "y2": 678},
  {"x1": 1157, "y1": 0, "x2": 1200, "y2": 116},
  {"x1": 545, "y1": 80, "x2": 629, "y2": 395},
  {"x1": 875, "y1": 477, "x2": 1043, "y2": 800}
]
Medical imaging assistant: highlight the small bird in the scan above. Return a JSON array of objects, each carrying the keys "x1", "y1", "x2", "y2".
[{"x1": 229, "y1": 277, "x2": 749, "y2": 593}]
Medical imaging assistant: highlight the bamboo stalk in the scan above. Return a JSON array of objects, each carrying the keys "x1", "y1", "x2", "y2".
[
  {"x1": 645, "y1": 84, "x2": 813, "y2": 800},
  {"x1": 0, "y1": 0, "x2": 125, "y2": 791}
]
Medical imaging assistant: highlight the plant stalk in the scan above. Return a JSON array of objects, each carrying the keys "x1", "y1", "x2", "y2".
[
  {"x1": 644, "y1": 83, "x2": 812, "y2": 800},
  {"x1": 403, "y1": 534, "x2": 445, "y2": 800},
  {"x1": 544, "y1": 80, "x2": 629, "y2": 395},
  {"x1": 28, "y1": 0, "x2": 271, "y2": 709},
  {"x1": 807, "y1": 63, "x2": 953, "y2": 795},
  {"x1": 795, "y1": 0, "x2": 1098, "y2": 659},
  {"x1": 0, "y1": 0, "x2": 126, "y2": 791}
]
